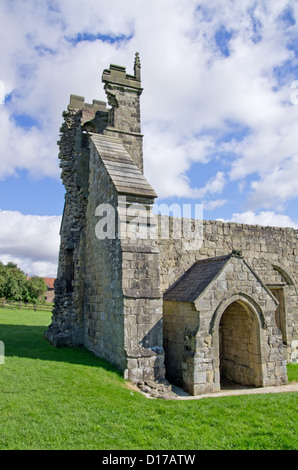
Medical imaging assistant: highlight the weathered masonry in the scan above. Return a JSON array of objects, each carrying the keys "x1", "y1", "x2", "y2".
[
  {"x1": 45, "y1": 55, "x2": 298, "y2": 395},
  {"x1": 163, "y1": 252, "x2": 288, "y2": 394},
  {"x1": 45, "y1": 55, "x2": 165, "y2": 382}
]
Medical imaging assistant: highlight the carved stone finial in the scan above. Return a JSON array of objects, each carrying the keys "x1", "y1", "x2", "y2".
[{"x1": 134, "y1": 52, "x2": 141, "y2": 80}]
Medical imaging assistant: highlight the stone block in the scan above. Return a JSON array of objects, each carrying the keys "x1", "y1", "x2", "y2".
[{"x1": 193, "y1": 372, "x2": 207, "y2": 384}]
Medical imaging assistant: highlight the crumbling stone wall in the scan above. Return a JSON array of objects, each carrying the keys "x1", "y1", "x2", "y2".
[
  {"x1": 158, "y1": 218, "x2": 298, "y2": 363},
  {"x1": 45, "y1": 97, "x2": 109, "y2": 347}
]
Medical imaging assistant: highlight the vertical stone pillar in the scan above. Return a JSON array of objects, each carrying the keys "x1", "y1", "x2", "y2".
[{"x1": 102, "y1": 53, "x2": 144, "y2": 172}]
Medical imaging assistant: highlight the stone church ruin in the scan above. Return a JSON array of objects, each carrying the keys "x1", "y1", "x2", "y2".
[{"x1": 45, "y1": 54, "x2": 298, "y2": 395}]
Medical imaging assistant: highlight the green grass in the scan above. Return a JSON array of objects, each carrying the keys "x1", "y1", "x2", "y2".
[
  {"x1": 0, "y1": 308, "x2": 297, "y2": 450},
  {"x1": 287, "y1": 362, "x2": 298, "y2": 382}
]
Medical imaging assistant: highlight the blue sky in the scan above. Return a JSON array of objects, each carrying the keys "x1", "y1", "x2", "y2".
[{"x1": 0, "y1": 0, "x2": 298, "y2": 276}]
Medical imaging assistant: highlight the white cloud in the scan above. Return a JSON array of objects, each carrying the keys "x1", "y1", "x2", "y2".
[
  {"x1": 219, "y1": 210, "x2": 298, "y2": 229},
  {"x1": 0, "y1": 0, "x2": 297, "y2": 279},
  {"x1": 0, "y1": 105, "x2": 59, "y2": 179},
  {"x1": 1, "y1": 0, "x2": 297, "y2": 193},
  {"x1": 144, "y1": 124, "x2": 217, "y2": 198},
  {"x1": 0, "y1": 210, "x2": 61, "y2": 277},
  {"x1": 247, "y1": 157, "x2": 298, "y2": 210},
  {"x1": 197, "y1": 171, "x2": 226, "y2": 198},
  {"x1": 203, "y1": 199, "x2": 228, "y2": 211},
  {"x1": 0, "y1": 81, "x2": 5, "y2": 104}
]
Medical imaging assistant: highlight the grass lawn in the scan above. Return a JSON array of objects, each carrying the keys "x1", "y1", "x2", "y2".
[{"x1": 0, "y1": 308, "x2": 297, "y2": 450}]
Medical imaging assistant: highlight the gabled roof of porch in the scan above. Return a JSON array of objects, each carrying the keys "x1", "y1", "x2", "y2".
[
  {"x1": 163, "y1": 250, "x2": 277, "y2": 305},
  {"x1": 163, "y1": 253, "x2": 232, "y2": 303}
]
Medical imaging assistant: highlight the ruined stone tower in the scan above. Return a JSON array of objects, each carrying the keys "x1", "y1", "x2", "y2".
[
  {"x1": 45, "y1": 54, "x2": 165, "y2": 383},
  {"x1": 46, "y1": 55, "x2": 298, "y2": 395}
]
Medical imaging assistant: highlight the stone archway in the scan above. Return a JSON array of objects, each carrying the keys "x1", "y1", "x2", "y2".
[{"x1": 218, "y1": 300, "x2": 263, "y2": 388}]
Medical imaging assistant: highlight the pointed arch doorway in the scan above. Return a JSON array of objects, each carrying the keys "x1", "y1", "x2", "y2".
[{"x1": 218, "y1": 299, "x2": 264, "y2": 388}]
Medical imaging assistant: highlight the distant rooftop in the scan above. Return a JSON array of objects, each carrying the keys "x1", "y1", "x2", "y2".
[{"x1": 44, "y1": 278, "x2": 55, "y2": 290}]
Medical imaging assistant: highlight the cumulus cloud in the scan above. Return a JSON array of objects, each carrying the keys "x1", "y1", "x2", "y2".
[
  {"x1": 219, "y1": 210, "x2": 298, "y2": 229},
  {"x1": 143, "y1": 123, "x2": 217, "y2": 198},
  {"x1": 0, "y1": 81, "x2": 5, "y2": 105},
  {"x1": 247, "y1": 157, "x2": 298, "y2": 210},
  {"x1": 1, "y1": 0, "x2": 298, "y2": 197},
  {"x1": 0, "y1": 0, "x2": 297, "y2": 274},
  {"x1": 0, "y1": 210, "x2": 61, "y2": 277},
  {"x1": 203, "y1": 199, "x2": 228, "y2": 211},
  {"x1": 0, "y1": 105, "x2": 59, "y2": 179}
]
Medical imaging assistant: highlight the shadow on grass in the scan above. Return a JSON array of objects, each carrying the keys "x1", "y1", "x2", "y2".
[{"x1": 0, "y1": 323, "x2": 122, "y2": 378}]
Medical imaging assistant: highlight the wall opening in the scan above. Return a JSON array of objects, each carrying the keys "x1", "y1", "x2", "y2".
[
  {"x1": 219, "y1": 300, "x2": 263, "y2": 388},
  {"x1": 65, "y1": 249, "x2": 74, "y2": 293}
]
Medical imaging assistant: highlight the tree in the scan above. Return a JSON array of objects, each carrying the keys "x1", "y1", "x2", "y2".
[
  {"x1": 0, "y1": 262, "x2": 47, "y2": 302},
  {"x1": 3, "y1": 263, "x2": 28, "y2": 301},
  {"x1": 26, "y1": 277, "x2": 47, "y2": 302},
  {"x1": 0, "y1": 262, "x2": 6, "y2": 298},
  {"x1": 6, "y1": 262, "x2": 18, "y2": 269}
]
